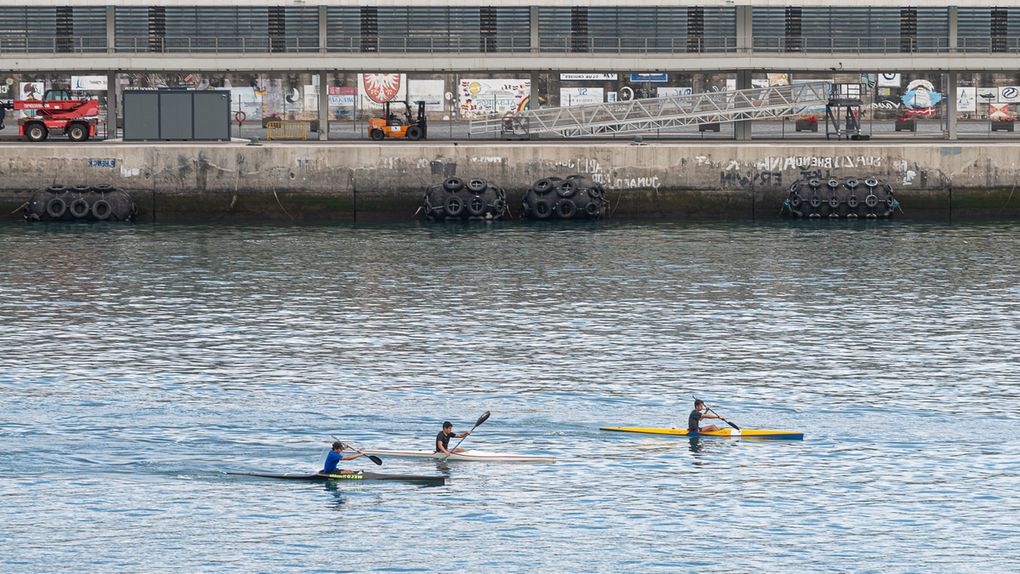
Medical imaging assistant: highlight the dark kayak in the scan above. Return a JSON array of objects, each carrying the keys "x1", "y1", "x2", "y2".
[{"x1": 228, "y1": 471, "x2": 446, "y2": 486}]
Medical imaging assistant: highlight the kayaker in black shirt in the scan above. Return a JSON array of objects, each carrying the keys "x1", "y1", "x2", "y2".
[
  {"x1": 435, "y1": 421, "x2": 472, "y2": 455},
  {"x1": 688, "y1": 399, "x2": 722, "y2": 434}
]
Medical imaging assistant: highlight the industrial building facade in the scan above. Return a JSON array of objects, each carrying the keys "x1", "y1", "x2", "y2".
[{"x1": 3, "y1": 1, "x2": 1020, "y2": 140}]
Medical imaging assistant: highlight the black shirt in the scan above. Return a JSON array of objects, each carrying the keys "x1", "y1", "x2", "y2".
[
  {"x1": 688, "y1": 410, "x2": 703, "y2": 432},
  {"x1": 436, "y1": 430, "x2": 454, "y2": 451}
]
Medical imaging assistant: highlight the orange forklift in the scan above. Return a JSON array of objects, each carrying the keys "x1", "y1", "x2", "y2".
[{"x1": 368, "y1": 100, "x2": 427, "y2": 141}]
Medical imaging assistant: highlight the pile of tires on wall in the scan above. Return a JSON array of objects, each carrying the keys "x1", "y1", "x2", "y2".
[
  {"x1": 24, "y1": 184, "x2": 136, "y2": 222},
  {"x1": 784, "y1": 177, "x2": 899, "y2": 218},
  {"x1": 420, "y1": 177, "x2": 507, "y2": 221},
  {"x1": 522, "y1": 175, "x2": 607, "y2": 220}
]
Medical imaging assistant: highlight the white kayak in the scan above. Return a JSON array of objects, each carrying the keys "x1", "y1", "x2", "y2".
[{"x1": 361, "y1": 449, "x2": 556, "y2": 463}]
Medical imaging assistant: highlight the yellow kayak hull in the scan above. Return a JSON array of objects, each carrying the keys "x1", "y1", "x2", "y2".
[{"x1": 599, "y1": 426, "x2": 804, "y2": 440}]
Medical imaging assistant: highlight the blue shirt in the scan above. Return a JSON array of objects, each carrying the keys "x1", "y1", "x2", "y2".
[{"x1": 323, "y1": 450, "x2": 344, "y2": 474}]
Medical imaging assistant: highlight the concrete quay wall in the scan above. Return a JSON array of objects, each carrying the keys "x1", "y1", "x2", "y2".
[{"x1": 1, "y1": 142, "x2": 1018, "y2": 222}]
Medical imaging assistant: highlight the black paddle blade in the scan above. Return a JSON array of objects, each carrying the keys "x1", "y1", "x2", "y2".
[
  {"x1": 367, "y1": 454, "x2": 383, "y2": 466},
  {"x1": 475, "y1": 411, "x2": 491, "y2": 427}
]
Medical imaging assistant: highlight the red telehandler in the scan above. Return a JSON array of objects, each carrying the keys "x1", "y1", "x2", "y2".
[{"x1": 9, "y1": 89, "x2": 100, "y2": 142}]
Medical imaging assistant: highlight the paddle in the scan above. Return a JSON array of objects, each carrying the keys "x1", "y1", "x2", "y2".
[
  {"x1": 442, "y1": 411, "x2": 491, "y2": 461},
  {"x1": 331, "y1": 436, "x2": 383, "y2": 466},
  {"x1": 693, "y1": 396, "x2": 741, "y2": 431}
]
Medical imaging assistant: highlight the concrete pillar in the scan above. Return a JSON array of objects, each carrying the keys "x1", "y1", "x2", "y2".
[
  {"x1": 948, "y1": 6, "x2": 958, "y2": 52},
  {"x1": 735, "y1": 5, "x2": 752, "y2": 52},
  {"x1": 319, "y1": 5, "x2": 328, "y2": 54},
  {"x1": 106, "y1": 70, "x2": 117, "y2": 138},
  {"x1": 947, "y1": 71, "x2": 958, "y2": 140},
  {"x1": 318, "y1": 71, "x2": 329, "y2": 141},
  {"x1": 105, "y1": 6, "x2": 115, "y2": 54},
  {"x1": 530, "y1": 6, "x2": 540, "y2": 54},
  {"x1": 734, "y1": 69, "x2": 752, "y2": 141}
]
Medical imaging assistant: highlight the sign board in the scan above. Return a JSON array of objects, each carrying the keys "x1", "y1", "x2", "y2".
[
  {"x1": 327, "y1": 86, "x2": 355, "y2": 107},
  {"x1": 357, "y1": 73, "x2": 407, "y2": 109},
  {"x1": 997, "y1": 86, "x2": 1020, "y2": 103},
  {"x1": 956, "y1": 87, "x2": 976, "y2": 112},
  {"x1": 989, "y1": 103, "x2": 1012, "y2": 121},
  {"x1": 408, "y1": 79, "x2": 445, "y2": 111},
  {"x1": 560, "y1": 73, "x2": 618, "y2": 81},
  {"x1": 560, "y1": 87, "x2": 603, "y2": 106},
  {"x1": 878, "y1": 73, "x2": 901, "y2": 88},
  {"x1": 630, "y1": 73, "x2": 668, "y2": 83}
]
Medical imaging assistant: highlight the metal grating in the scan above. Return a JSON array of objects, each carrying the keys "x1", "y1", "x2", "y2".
[
  {"x1": 540, "y1": 7, "x2": 732, "y2": 53},
  {"x1": 754, "y1": 7, "x2": 948, "y2": 53},
  {"x1": 0, "y1": 6, "x2": 106, "y2": 53}
]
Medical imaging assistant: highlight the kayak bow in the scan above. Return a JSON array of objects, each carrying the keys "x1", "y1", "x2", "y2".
[
  {"x1": 228, "y1": 471, "x2": 447, "y2": 485},
  {"x1": 361, "y1": 449, "x2": 555, "y2": 463},
  {"x1": 599, "y1": 426, "x2": 804, "y2": 440}
]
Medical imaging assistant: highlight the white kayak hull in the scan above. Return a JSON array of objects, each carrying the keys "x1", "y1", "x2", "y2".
[{"x1": 361, "y1": 449, "x2": 555, "y2": 463}]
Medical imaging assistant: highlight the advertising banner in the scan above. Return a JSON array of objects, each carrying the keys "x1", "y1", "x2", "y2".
[
  {"x1": 357, "y1": 73, "x2": 407, "y2": 109},
  {"x1": 71, "y1": 75, "x2": 108, "y2": 91},
  {"x1": 458, "y1": 79, "x2": 530, "y2": 118},
  {"x1": 328, "y1": 86, "x2": 355, "y2": 107},
  {"x1": 230, "y1": 86, "x2": 263, "y2": 120},
  {"x1": 560, "y1": 87, "x2": 603, "y2": 106},
  {"x1": 956, "y1": 87, "x2": 976, "y2": 113},
  {"x1": 19, "y1": 81, "x2": 43, "y2": 101},
  {"x1": 408, "y1": 79, "x2": 445, "y2": 111},
  {"x1": 656, "y1": 87, "x2": 693, "y2": 98},
  {"x1": 989, "y1": 103, "x2": 1012, "y2": 121},
  {"x1": 997, "y1": 86, "x2": 1020, "y2": 103}
]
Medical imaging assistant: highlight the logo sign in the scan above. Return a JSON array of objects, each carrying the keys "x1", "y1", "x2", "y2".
[
  {"x1": 977, "y1": 89, "x2": 997, "y2": 101},
  {"x1": 989, "y1": 103, "x2": 1012, "y2": 121},
  {"x1": 901, "y1": 79, "x2": 943, "y2": 118},
  {"x1": 360, "y1": 73, "x2": 403, "y2": 104},
  {"x1": 956, "y1": 87, "x2": 977, "y2": 113},
  {"x1": 998, "y1": 86, "x2": 1020, "y2": 103},
  {"x1": 630, "y1": 73, "x2": 669, "y2": 83},
  {"x1": 560, "y1": 73, "x2": 618, "y2": 81},
  {"x1": 72, "y1": 75, "x2": 108, "y2": 91},
  {"x1": 656, "y1": 87, "x2": 693, "y2": 98},
  {"x1": 878, "y1": 73, "x2": 901, "y2": 88}
]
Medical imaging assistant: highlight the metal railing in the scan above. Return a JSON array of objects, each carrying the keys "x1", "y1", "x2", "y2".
[
  {"x1": 3, "y1": 34, "x2": 1020, "y2": 56},
  {"x1": 0, "y1": 36, "x2": 107, "y2": 53},
  {"x1": 470, "y1": 81, "x2": 832, "y2": 138},
  {"x1": 115, "y1": 36, "x2": 322, "y2": 54}
]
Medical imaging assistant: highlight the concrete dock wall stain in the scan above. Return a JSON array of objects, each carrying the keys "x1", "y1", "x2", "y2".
[{"x1": 1, "y1": 142, "x2": 1018, "y2": 222}]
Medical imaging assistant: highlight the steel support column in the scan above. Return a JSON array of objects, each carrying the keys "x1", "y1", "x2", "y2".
[
  {"x1": 734, "y1": 5, "x2": 753, "y2": 140},
  {"x1": 734, "y1": 69, "x2": 752, "y2": 140},
  {"x1": 318, "y1": 71, "x2": 329, "y2": 141},
  {"x1": 947, "y1": 71, "x2": 958, "y2": 140},
  {"x1": 106, "y1": 70, "x2": 117, "y2": 138},
  {"x1": 530, "y1": 7, "x2": 540, "y2": 54}
]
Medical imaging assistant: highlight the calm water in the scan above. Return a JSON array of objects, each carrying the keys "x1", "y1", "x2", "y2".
[{"x1": 2, "y1": 221, "x2": 1019, "y2": 572}]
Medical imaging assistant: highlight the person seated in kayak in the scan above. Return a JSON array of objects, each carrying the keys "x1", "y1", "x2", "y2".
[
  {"x1": 688, "y1": 399, "x2": 722, "y2": 433},
  {"x1": 321, "y1": 441, "x2": 365, "y2": 475},
  {"x1": 435, "y1": 421, "x2": 472, "y2": 455}
]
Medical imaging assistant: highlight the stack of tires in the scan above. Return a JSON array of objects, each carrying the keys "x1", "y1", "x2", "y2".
[
  {"x1": 420, "y1": 177, "x2": 507, "y2": 221},
  {"x1": 24, "y1": 184, "x2": 136, "y2": 222},
  {"x1": 522, "y1": 175, "x2": 607, "y2": 220},
  {"x1": 784, "y1": 177, "x2": 899, "y2": 219}
]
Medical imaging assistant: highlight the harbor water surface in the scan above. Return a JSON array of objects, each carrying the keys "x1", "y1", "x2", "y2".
[{"x1": 2, "y1": 221, "x2": 1019, "y2": 572}]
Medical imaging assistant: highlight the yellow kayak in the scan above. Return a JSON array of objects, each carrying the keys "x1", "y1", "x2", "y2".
[{"x1": 600, "y1": 426, "x2": 804, "y2": 440}]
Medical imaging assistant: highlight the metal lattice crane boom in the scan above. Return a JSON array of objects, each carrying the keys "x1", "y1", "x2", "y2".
[{"x1": 469, "y1": 81, "x2": 832, "y2": 138}]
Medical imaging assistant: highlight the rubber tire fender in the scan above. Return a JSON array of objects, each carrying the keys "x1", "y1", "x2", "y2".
[
  {"x1": 532, "y1": 198, "x2": 552, "y2": 219},
  {"x1": 69, "y1": 197, "x2": 91, "y2": 219},
  {"x1": 556, "y1": 199, "x2": 577, "y2": 219},
  {"x1": 827, "y1": 178, "x2": 840, "y2": 189},
  {"x1": 865, "y1": 194, "x2": 879, "y2": 208},
  {"x1": 847, "y1": 195, "x2": 859, "y2": 208},
  {"x1": 46, "y1": 184, "x2": 67, "y2": 193},
  {"x1": 443, "y1": 177, "x2": 465, "y2": 193},
  {"x1": 828, "y1": 194, "x2": 840, "y2": 209},
  {"x1": 588, "y1": 187, "x2": 605, "y2": 200},
  {"x1": 92, "y1": 199, "x2": 113, "y2": 220},
  {"x1": 864, "y1": 177, "x2": 879, "y2": 188},
  {"x1": 92, "y1": 183, "x2": 114, "y2": 193},
  {"x1": 46, "y1": 196, "x2": 68, "y2": 219},
  {"x1": 467, "y1": 178, "x2": 487, "y2": 194},
  {"x1": 808, "y1": 178, "x2": 821, "y2": 189},
  {"x1": 844, "y1": 178, "x2": 859, "y2": 189},
  {"x1": 532, "y1": 178, "x2": 555, "y2": 195},
  {"x1": 556, "y1": 180, "x2": 577, "y2": 198},
  {"x1": 809, "y1": 195, "x2": 822, "y2": 208},
  {"x1": 790, "y1": 192, "x2": 802, "y2": 208},
  {"x1": 584, "y1": 201, "x2": 602, "y2": 217},
  {"x1": 466, "y1": 195, "x2": 487, "y2": 217},
  {"x1": 444, "y1": 196, "x2": 465, "y2": 217}
]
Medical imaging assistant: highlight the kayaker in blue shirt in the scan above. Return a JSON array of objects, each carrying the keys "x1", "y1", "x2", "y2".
[
  {"x1": 322, "y1": 441, "x2": 365, "y2": 475},
  {"x1": 688, "y1": 399, "x2": 722, "y2": 434}
]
